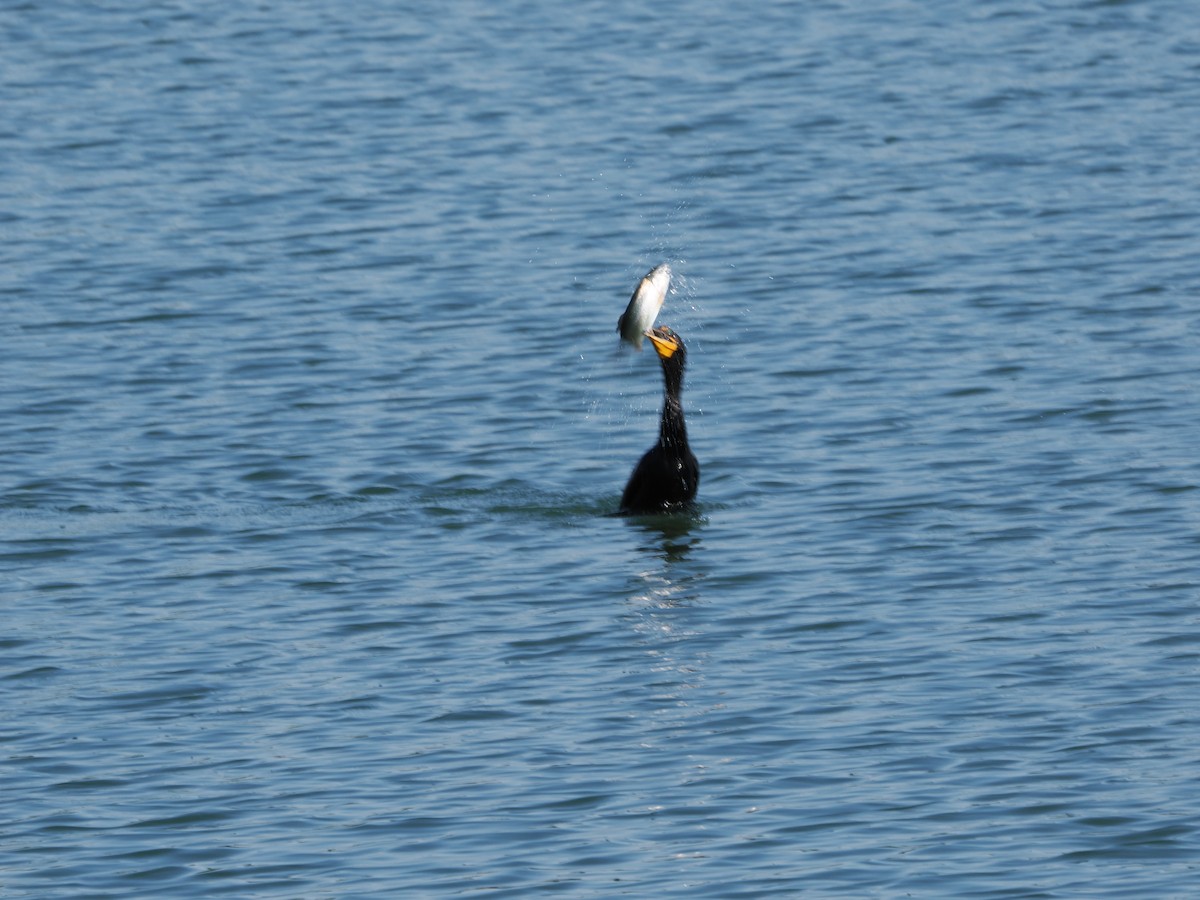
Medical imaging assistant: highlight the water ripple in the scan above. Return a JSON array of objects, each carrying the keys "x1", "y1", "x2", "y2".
[{"x1": 5, "y1": 0, "x2": 1200, "y2": 896}]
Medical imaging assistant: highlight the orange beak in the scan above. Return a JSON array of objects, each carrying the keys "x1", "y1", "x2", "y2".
[{"x1": 645, "y1": 329, "x2": 679, "y2": 359}]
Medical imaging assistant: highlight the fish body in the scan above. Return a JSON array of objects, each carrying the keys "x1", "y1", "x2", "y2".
[{"x1": 617, "y1": 263, "x2": 671, "y2": 349}]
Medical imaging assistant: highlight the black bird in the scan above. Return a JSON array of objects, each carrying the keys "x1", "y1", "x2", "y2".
[{"x1": 619, "y1": 325, "x2": 700, "y2": 515}]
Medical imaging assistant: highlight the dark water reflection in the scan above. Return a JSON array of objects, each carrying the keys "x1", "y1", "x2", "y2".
[{"x1": 625, "y1": 511, "x2": 704, "y2": 555}]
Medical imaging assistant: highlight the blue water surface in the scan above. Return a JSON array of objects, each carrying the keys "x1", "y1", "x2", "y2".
[{"x1": 4, "y1": 1, "x2": 1200, "y2": 896}]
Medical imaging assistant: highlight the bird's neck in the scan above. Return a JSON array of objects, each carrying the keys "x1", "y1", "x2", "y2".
[
  {"x1": 657, "y1": 359, "x2": 687, "y2": 448},
  {"x1": 659, "y1": 394, "x2": 688, "y2": 449}
]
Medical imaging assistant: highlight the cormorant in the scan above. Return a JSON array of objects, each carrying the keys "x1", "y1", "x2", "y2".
[{"x1": 619, "y1": 325, "x2": 700, "y2": 515}]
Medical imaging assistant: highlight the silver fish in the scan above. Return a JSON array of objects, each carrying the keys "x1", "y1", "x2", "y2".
[{"x1": 617, "y1": 263, "x2": 672, "y2": 350}]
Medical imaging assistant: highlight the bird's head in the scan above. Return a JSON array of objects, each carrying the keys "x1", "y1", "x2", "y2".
[{"x1": 645, "y1": 325, "x2": 685, "y2": 364}]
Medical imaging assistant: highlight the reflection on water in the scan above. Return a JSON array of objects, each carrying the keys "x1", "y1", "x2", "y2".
[
  {"x1": 620, "y1": 513, "x2": 715, "y2": 768},
  {"x1": 627, "y1": 512, "x2": 703, "y2": 561},
  {"x1": 624, "y1": 512, "x2": 706, "y2": 610}
]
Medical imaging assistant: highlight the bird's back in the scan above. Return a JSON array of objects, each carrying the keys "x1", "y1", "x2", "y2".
[{"x1": 619, "y1": 444, "x2": 699, "y2": 514}]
